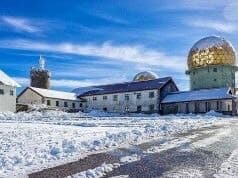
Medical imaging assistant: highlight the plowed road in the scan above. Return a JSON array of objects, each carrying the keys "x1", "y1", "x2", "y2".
[{"x1": 29, "y1": 121, "x2": 238, "y2": 178}]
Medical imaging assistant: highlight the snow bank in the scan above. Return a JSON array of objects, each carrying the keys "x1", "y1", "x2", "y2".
[
  {"x1": 205, "y1": 110, "x2": 224, "y2": 117},
  {"x1": 120, "y1": 154, "x2": 140, "y2": 163},
  {"x1": 162, "y1": 168, "x2": 204, "y2": 178},
  {"x1": 68, "y1": 163, "x2": 120, "y2": 178},
  {"x1": 85, "y1": 110, "x2": 160, "y2": 117}
]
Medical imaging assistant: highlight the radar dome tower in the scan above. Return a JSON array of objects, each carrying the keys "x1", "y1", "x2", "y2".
[
  {"x1": 30, "y1": 56, "x2": 51, "y2": 89},
  {"x1": 186, "y1": 36, "x2": 238, "y2": 90}
]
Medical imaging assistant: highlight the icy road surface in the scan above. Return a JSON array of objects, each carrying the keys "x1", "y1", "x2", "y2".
[
  {"x1": 0, "y1": 111, "x2": 234, "y2": 177},
  {"x1": 31, "y1": 119, "x2": 238, "y2": 178}
]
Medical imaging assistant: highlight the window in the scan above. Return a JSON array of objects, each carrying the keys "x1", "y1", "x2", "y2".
[
  {"x1": 186, "y1": 103, "x2": 189, "y2": 114},
  {"x1": 149, "y1": 104, "x2": 155, "y2": 112},
  {"x1": 56, "y1": 101, "x2": 59, "y2": 106},
  {"x1": 125, "y1": 94, "x2": 129, "y2": 101},
  {"x1": 137, "y1": 105, "x2": 142, "y2": 112},
  {"x1": 206, "y1": 102, "x2": 210, "y2": 112},
  {"x1": 64, "y1": 102, "x2": 68, "y2": 107},
  {"x1": 47, "y1": 100, "x2": 51, "y2": 106},
  {"x1": 72, "y1": 103, "x2": 76, "y2": 108},
  {"x1": 113, "y1": 95, "x2": 118, "y2": 101},
  {"x1": 93, "y1": 96, "x2": 97, "y2": 101},
  {"x1": 80, "y1": 103, "x2": 83, "y2": 107},
  {"x1": 228, "y1": 104, "x2": 231, "y2": 111},
  {"x1": 149, "y1": 92, "x2": 155, "y2": 98},
  {"x1": 213, "y1": 68, "x2": 217, "y2": 72},
  {"x1": 125, "y1": 106, "x2": 129, "y2": 112},
  {"x1": 103, "y1": 107, "x2": 107, "y2": 112},
  {"x1": 10, "y1": 90, "x2": 14, "y2": 96},
  {"x1": 216, "y1": 101, "x2": 219, "y2": 110},
  {"x1": 0, "y1": 89, "x2": 4, "y2": 95},
  {"x1": 137, "y1": 93, "x2": 141, "y2": 99},
  {"x1": 103, "y1": 96, "x2": 107, "y2": 100}
]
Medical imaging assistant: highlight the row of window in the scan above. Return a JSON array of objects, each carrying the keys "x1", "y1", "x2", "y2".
[
  {"x1": 177, "y1": 101, "x2": 231, "y2": 113},
  {"x1": 0, "y1": 89, "x2": 14, "y2": 96},
  {"x1": 46, "y1": 100, "x2": 82, "y2": 108},
  {"x1": 102, "y1": 104, "x2": 155, "y2": 112},
  {"x1": 192, "y1": 67, "x2": 218, "y2": 75},
  {"x1": 93, "y1": 92, "x2": 155, "y2": 101}
]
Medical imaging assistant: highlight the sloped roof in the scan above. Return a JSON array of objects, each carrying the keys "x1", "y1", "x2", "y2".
[
  {"x1": 74, "y1": 77, "x2": 174, "y2": 97},
  {"x1": 0, "y1": 70, "x2": 20, "y2": 87},
  {"x1": 162, "y1": 87, "x2": 233, "y2": 104},
  {"x1": 29, "y1": 87, "x2": 78, "y2": 101}
]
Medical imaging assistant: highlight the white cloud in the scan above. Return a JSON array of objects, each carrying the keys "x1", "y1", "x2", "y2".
[
  {"x1": 0, "y1": 39, "x2": 185, "y2": 71},
  {"x1": 13, "y1": 76, "x2": 128, "y2": 89},
  {"x1": 13, "y1": 77, "x2": 29, "y2": 86},
  {"x1": 94, "y1": 13, "x2": 129, "y2": 25},
  {"x1": 1, "y1": 16, "x2": 40, "y2": 33},
  {"x1": 224, "y1": 1, "x2": 238, "y2": 21},
  {"x1": 188, "y1": 19, "x2": 237, "y2": 33}
]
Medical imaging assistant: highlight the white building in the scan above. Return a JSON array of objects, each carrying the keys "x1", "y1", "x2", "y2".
[
  {"x1": 161, "y1": 87, "x2": 236, "y2": 115},
  {"x1": 17, "y1": 87, "x2": 80, "y2": 111},
  {"x1": 0, "y1": 70, "x2": 20, "y2": 112},
  {"x1": 73, "y1": 72, "x2": 179, "y2": 114}
]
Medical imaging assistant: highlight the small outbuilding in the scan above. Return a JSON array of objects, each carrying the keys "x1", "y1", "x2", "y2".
[
  {"x1": 161, "y1": 87, "x2": 236, "y2": 115},
  {"x1": 0, "y1": 70, "x2": 20, "y2": 112},
  {"x1": 17, "y1": 87, "x2": 80, "y2": 111}
]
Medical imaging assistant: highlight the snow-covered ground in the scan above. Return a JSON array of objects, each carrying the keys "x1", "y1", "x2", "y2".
[{"x1": 0, "y1": 111, "x2": 233, "y2": 177}]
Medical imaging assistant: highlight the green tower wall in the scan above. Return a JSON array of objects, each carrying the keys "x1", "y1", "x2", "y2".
[{"x1": 186, "y1": 65, "x2": 238, "y2": 90}]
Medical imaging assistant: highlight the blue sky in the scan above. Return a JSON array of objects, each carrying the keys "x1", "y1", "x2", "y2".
[{"x1": 1, "y1": 0, "x2": 238, "y2": 92}]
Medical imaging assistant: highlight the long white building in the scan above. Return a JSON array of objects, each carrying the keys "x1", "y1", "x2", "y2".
[
  {"x1": 73, "y1": 72, "x2": 179, "y2": 114},
  {"x1": 0, "y1": 70, "x2": 20, "y2": 112}
]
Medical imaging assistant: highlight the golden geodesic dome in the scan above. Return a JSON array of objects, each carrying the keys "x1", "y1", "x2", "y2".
[
  {"x1": 133, "y1": 71, "x2": 158, "y2": 82},
  {"x1": 187, "y1": 36, "x2": 236, "y2": 70}
]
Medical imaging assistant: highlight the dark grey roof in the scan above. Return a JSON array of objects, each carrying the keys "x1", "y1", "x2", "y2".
[
  {"x1": 73, "y1": 77, "x2": 174, "y2": 97},
  {"x1": 162, "y1": 87, "x2": 234, "y2": 104}
]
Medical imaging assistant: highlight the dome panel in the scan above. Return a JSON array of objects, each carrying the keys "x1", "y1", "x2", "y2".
[
  {"x1": 188, "y1": 36, "x2": 236, "y2": 70},
  {"x1": 133, "y1": 71, "x2": 158, "y2": 82}
]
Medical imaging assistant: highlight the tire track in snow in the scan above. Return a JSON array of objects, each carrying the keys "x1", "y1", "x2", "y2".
[{"x1": 104, "y1": 124, "x2": 238, "y2": 178}]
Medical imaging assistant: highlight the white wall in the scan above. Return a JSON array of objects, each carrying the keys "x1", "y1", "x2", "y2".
[
  {"x1": 0, "y1": 85, "x2": 17, "y2": 112},
  {"x1": 18, "y1": 88, "x2": 80, "y2": 110},
  {"x1": 43, "y1": 98, "x2": 80, "y2": 109},
  {"x1": 18, "y1": 88, "x2": 43, "y2": 105},
  {"x1": 82, "y1": 89, "x2": 159, "y2": 113}
]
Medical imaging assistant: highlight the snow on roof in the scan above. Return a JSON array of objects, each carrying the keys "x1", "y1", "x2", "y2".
[
  {"x1": 72, "y1": 86, "x2": 104, "y2": 96},
  {"x1": 29, "y1": 87, "x2": 78, "y2": 101},
  {"x1": 191, "y1": 36, "x2": 235, "y2": 51},
  {"x1": 0, "y1": 70, "x2": 20, "y2": 87},
  {"x1": 162, "y1": 87, "x2": 233, "y2": 104}
]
